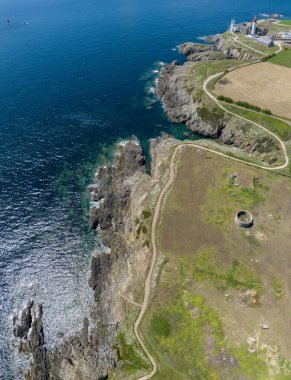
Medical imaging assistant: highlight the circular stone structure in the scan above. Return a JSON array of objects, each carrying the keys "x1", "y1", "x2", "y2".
[{"x1": 235, "y1": 210, "x2": 253, "y2": 228}]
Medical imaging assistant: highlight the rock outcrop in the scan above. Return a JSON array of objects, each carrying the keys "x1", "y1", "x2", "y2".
[
  {"x1": 14, "y1": 137, "x2": 149, "y2": 380},
  {"x1": 178, "y1": 42, "x2": 224, "y2": 62},
  {"x1": 157, "y1": 60, "x2": 280, "y2": 161},
  {"x1": 157, "y1": 61, "x2": 225, "y2": 138},
  {"x1": 179, "y1": 35, "x2": 261, "y2": 62}
]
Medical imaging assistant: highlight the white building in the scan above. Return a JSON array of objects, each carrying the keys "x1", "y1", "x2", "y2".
[{"x1": 251, "y1": 16, "x2": 257, "y2": 35}]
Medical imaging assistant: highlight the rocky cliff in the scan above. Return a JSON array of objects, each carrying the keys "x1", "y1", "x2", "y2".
[
  {"x1": 178, "y1": 36, "x2": 261, "y2": 62},
  {"x1": 157, "y1": 60, "x2": 280, "y2": 163},
  {"x1": 13, "y1": 137, "x2": 152, "y2": 380}
]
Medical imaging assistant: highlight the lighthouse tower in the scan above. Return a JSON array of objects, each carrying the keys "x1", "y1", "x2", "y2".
[
  {"x1": 230, "y1": 19, "x2": 235, "y2": 32},
  {"x1": 251, "y1": 16, "x2": 257, "y2": 36}
]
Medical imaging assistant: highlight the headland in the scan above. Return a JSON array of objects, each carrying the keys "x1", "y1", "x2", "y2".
[{"x1": 13, "y1": 16, "x2": 291, "y2": 380}]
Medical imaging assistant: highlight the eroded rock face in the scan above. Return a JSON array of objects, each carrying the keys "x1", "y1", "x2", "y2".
[
  {"x1": 14, "y1": 137, "x2": 147, "y2": 380},
  {"x1": 157, "y1": 61, "x2": 280, "y2": 161},
  {"x1": 178, "y1": 42, "x2": 224, "y2": 62},
  {"x1": 13, "y1": 300, "x2": 34, "y2": 339},
  {"x1": 157, "y1": 61, "x2": 225, "y2": 138},
  {"x1": 214, "y1": 36, "x2": 261, "y2": 60}
]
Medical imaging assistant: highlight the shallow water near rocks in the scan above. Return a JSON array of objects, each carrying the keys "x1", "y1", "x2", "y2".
[{"x1": 0, "y1": 0, "x2": 290, "y2": 377}]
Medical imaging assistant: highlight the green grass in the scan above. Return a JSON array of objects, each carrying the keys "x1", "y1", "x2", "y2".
[
  {"x1": 230, "y1": 344, "x2": 268, "y2": 379},
  {"x1": 268, "y1": 49, "x2": 291, "y2": 68},
  {"x1": 272, "y1": 278, "x2": 284, "y2": 299},
  {"x1": 223, "y1": 103, "x2": 291, "y2": 141},
  {"x1": 203, "y1": 173, "x2": 267, "y2": 232},
  {"x1": 148, "y1": 292, "x2": 226, "y2": 379},
  {"x1": 180, "y1": 247, "x2": 262, "y2": 291},
  {"x1": 151, "y1": 315, "x2": 171, "y2": 337},
  {"x1": 279, "y1": 20, "x2": 291, "y2": 26},
  {"x1": 145, "y1": 292, "x2": 268, "y2": 379},
  {"x1": 218, "y1": 95, "x2": 272, "y2": 115},
  {"x1": 115, "y1": 332, "x2": 150, "y2": 373}
]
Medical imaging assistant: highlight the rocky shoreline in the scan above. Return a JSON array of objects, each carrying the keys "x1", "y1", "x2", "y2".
[
  {"x1": 13, "y1": 137, "x2": 155, "y2": 379},
  {"x1": 157, "y1": 39, "x2": 280, "y2": 163},
  {"x1": 12, "y1": 30, "x2": 281, "y2": 379}
]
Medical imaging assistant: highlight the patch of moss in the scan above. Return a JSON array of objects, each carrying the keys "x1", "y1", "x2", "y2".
[
  {"x1": 148, "y1": 292, "x2": 225, "y2": 379},
  {"x1": 197, "y1": 106, "x2": 224, "y2": 124},
  {"x1": 272, "y1": 279, "x2": 284, "y2": 299},
  {"x1": 203, "y1": 174, "x2": 267, "y2": 231},
  {"x1": 230, "y1": 344, "x2": 268, "y2": 379},
  {"x1": 115, "y1": 332, "x2": 149, "y2": 373},
  {"x1": 151, "y1": 315, "x2": 171, "y2": 337},
  {"x1": 146, "y1": 292, "x2": 269, "y2": 379},
  {"x1": 142, "y1": 209, "x2": 152, "y2": 219}
]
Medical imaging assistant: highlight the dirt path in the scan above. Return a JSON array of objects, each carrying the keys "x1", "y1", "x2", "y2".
[
  {"x1": 203, "y1": 73, "x2": 289, "y2": 171},
  {"x1": 230, "y1": 31, "x2": 283, "y2": 56},
  {"x1": 132, "y1": 38, "x2": 288, "y2": 380}
]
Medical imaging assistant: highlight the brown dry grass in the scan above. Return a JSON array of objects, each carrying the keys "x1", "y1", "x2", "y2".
[
  {"x1": 159, "y1": 146, "x2": 291, "y2": 358},
  {"x1": 215, "y1": 62, "x2": 291, "y2": 119}
]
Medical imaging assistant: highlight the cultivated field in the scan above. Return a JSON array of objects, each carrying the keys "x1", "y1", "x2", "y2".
[
  {"x1": 215, "y1": 62, "x2": 291, "y2": 120},
  {"x1": 141, "y1": 146, "x2": 291, "y2": 379}
]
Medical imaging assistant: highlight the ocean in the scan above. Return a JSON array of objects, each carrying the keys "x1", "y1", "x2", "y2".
[{"x1": 0, "y1": 0, "x2": 290, "y2": 378}]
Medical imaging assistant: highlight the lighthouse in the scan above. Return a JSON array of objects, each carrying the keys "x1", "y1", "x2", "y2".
[
  {"x1": 230, "y1": 19, "x2": 235, "y2": 32},
  {"x1": 251, "y1": 16, "x2": 257, "y2": 36}
]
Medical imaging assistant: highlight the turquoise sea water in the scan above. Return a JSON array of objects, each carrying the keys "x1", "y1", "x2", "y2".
[{"x1": 0, "y1": 0, "x2": 290, "y2": 378}]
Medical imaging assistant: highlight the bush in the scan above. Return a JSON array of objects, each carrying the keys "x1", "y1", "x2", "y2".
[
  {"x1": 217, "y1": 95, "x2": 233, "y2": 103},
  {"x1": 261, "y1": 53, "x2": 276, "y2": 62},
  {"x1": 151, "y1": 315, "x2": 171, "y2": 337}
]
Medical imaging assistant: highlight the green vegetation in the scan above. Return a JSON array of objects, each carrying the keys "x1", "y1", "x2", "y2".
[
  {"x1": 204, "y1": 173, "x2": 267, "y2": 231},
  {"x1": 261, "y1": 53, "x2": 276, "y2": 62},
  {"x1": 268, "y1": 49, "x2": 291, "y2": 68},
  {"x1": 197, "y1": 106, "x2": 224, "y2": 123},
  {"x1": 279, "y1": 20, "x2": 291, "y2": 26},
  {"x1": 230, "y1": 344, "x2": 268, "y2": 379},
  {"x1": 115, "y1": 332, "x2": 150, "y2": 373},
  {"x1": 223, "y1": 103, "x2": 291, "y2": 141},
  {"x1": 148, "y1": 292, "x2": 225, "y2": 379},
  {"x1": 217, "y1": 95, "x2": 272, "y2": 115},
  {"x1": 142, "y1": 209, "x2": 152, "y2": 219},
  {"x1": 180, "y1": 247, "x2": 262, "y2": 291},
  {"x1": 272, "y1": 279, "x2": 284, "y2": 299},
  {"x1": 136, "y1": 209, "x2": 152, "y2": 238},
  {"x1": 145, "y1": 292, "x2": 268, "y2": 379},
  {"x1": 222, "y1": 31, "x2": 278, "y2": 55},
  {"x1": 151, "y1": 315, "x2": 171, "y2": 337}
]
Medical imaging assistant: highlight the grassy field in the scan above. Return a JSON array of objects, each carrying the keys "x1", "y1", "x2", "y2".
[
  {"x1": 234, "y1": 34, "x2": 278, "y2": 55},
  {"x1": 259, "y1": 21, "x2": 291, "y2": 34},
  {"x1": 214, "y1": 62, "x2": 291, "y2": 120},
  {"x1": 268, "y1": 48, "x2": 291, "y2": 68},
  {"x1": 279, "y1": 20, "x2": 291, "y2": 26},
  {"x1": 140, "y1": 147, "x2": 291, "y2": 379},
  {"x1": 222, "y1": 104, "x2": 291, "y2": 141},
  {"x1": 222, "y1": 32, "x2": 267, "y2": 56}
]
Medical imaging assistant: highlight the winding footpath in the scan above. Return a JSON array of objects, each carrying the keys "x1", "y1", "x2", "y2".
[
  {"x1": 230, "y1": 31, "x2": 283, "y2": 56},
  {"x1": 131, "y1": 35, "x2": 289, "y2": 380}
]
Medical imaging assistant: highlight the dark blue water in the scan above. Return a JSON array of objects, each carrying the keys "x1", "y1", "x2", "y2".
[{"x1": 0, "y1": 0, "x2": 290, "y2": 378}]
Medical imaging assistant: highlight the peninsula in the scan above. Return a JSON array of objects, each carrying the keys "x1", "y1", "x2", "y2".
[{"x1": 13, "y1": 17, "x2": 291, "y2": 380}]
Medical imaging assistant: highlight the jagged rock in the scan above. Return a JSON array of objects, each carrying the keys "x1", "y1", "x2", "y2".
[
  {"x1": 16, "y1": 137, "x2": 147, "y2": 380},
  {"x1": 13, "y1": 300, "x2": 34, "y2": 339},
  {"x1": 157, "y1": 60, "x2": 280, "y2": 160},
  {"x1": 157, "y1": 61, "x2": 225, "y2": 138},
  {"x1": 80, "y1": 318, "x2": 89, "y2": 348},
  {"x1": 214, "y1": 36, "x2": 261, "y2": 60},
  {"x1": 178, "y1": 42, "x2": 212, "y2": 56}
]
